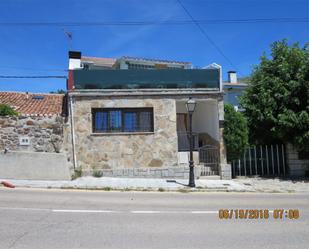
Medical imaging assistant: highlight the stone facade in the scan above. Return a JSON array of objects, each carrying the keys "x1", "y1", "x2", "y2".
[
  {"x1": 72, "y1": 96, "x2": 179, "y2": 175},
  {"x1": 0, "y1": 115, "x2": 65, "y2": 153}
]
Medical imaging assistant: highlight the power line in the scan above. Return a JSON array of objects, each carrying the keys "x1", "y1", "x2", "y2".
[
  {"x1": 0, "y1": 75, "x2": 67, "y2": 79},
  {"x1": 0, "y1": 18, "x2": 308, "y2": 27},
  {"x1": 0, "y1": 66, "x2": 67, "y2": 72},
  {"x1": 176, "y1": 0, "x2": 241, "y2": 73}
]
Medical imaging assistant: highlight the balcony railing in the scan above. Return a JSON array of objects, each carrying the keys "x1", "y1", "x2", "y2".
[
  {"x1": 177, "y1": 132, "x2": 199, "y2": 151},
  {"x1": 73, "y1": 69, "x2": 220, "y2": 90}
]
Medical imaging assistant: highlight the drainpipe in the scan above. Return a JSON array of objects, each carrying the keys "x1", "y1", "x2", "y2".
[{"x1": 69, "y1": 95, "x2": 77, "y2": 170}]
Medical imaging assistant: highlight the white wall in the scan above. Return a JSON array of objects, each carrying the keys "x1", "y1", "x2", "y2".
[
  {"x1": 69, "y1": 58, "x2": 82, "y2": 70},
  {"x1": 176, "y1": 100, "x2": 219, "y2": 141},
  {"x1": 0, "y1": 151, "x2": 71, "y2": 180}
]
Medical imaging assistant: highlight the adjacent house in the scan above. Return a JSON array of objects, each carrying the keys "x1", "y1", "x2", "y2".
[
  {"x1": 223, "y1": 71, "x2": 248, "y2": 111},
  {"x1": 67, "y1": 51, "x2": 231, "y2": 179},
  {"x1": 0, "y1": 92, "x2": 71, "y2": 180}
]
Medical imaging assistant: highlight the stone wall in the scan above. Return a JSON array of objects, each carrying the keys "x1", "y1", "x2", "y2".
[
  {"x1": 0, "y1": 115, "x2": 65, "y2": 153},
  {"x1": 0, "y1": 115, "x2": 73, "y2": 180},
  {"x1": 286, "y1": 143, "x2": 309, "y2": 177},
  {"x1": 72, "y1": 96, "x2": 179, "y2": 175},
  {"x1": 84, "y1": 167, "x2": 191, "y2": 178}
]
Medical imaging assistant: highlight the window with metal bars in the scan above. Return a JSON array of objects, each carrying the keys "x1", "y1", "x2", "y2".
[{"x1": 92, "y1": 108, "x2": 154, "y2": 133}]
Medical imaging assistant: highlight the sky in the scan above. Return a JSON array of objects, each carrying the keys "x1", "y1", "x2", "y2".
[{"x1": 0, "y1": 0, "x2": 308, "y2": 93}]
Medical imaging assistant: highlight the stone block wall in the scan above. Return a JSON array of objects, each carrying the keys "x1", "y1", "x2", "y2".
[
  {"x1": 219, "y1": 163, "x2": 232, "y2": 180},
  {"x1": 0, "y1": 115, "x2": 65, "y2": 153},
  {"x1": 286, "y1": 143, "x2": 309, "y2": 177},
  {"x1": 72, "y1": 96, "x2": 179, "y2": 175},
  {"x1": 83, "y1": 167, "x2": 191, "y2": 179}
]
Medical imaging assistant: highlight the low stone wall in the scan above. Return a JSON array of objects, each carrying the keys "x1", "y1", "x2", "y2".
[
  {"x1": 0, "y1": 115, "x2": 73, "y2": 180},
  {"x1": 0, "y1": 115, "x2": 64, "y2": 153},
  {"x1": 286, "y1": 144, "x2": 309, "y2": 177},
  {"x1": 81, "y1": 166, "x2": 204, "y2": 179}
]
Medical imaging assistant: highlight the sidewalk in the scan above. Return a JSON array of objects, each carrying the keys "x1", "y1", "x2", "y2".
[{"x1": 1, "y1": 176, "x2": 309, "y2": 193}]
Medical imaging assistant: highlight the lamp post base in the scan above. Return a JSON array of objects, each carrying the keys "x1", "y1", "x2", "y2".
[{"x1": 188, "y1": 160, "x2": 195, "y2": 188}]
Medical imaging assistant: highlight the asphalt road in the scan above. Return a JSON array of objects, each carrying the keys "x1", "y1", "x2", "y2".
[{"x1": 0, "y1": 188, "x2": 308, "y2": 249}]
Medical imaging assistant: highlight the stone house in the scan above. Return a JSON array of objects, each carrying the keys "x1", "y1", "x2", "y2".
[
  {"x1": 67, "y1": 51, "x2": 231, "y2": 179},
  {"x1": 0, "y1": 92, "x2": 71, "y2": 180}
]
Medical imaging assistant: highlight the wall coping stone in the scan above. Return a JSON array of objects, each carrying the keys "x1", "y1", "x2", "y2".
[{"x1": 68, "y1": 88, "x2": 223, "y2": 98}]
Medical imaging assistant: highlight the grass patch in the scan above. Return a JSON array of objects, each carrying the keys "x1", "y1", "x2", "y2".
[
  {"x1": 158, "y1": 187, "x2": 165, "y2": 192},
  {"x1": 102, "y1": 187, "x2": 112, "y2": 191},
  {"x1": 177, "y1": 188, "x2": 190, "y2": 193},
  {"x1": 92, "y1": 170, "x2": 103, "y2": 178}
]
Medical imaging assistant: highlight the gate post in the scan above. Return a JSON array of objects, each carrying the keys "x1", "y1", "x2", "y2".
[
  {"x1": 286, "y1": 143, "x2": 309, "y2": 177},
  {"x1": 218, "y1": 98, "x2": 231, "y2": 179}
]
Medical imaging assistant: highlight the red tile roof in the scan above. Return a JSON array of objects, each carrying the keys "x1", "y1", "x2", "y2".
[{"x1": 0, "y1": 92, "x2": 64, "y2": 116}]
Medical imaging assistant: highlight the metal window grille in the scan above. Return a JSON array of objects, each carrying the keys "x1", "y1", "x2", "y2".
[{"x1": 92, "y1": 108, "x2": 154, "y2": 133}]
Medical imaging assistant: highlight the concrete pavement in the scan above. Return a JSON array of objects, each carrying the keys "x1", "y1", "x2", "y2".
[
  {"x1": 0, "y1": 188, "x2": 308, "y2": 249},
  {"x1": 2, "y1": 176, "x2": 309, "y2": 192}
]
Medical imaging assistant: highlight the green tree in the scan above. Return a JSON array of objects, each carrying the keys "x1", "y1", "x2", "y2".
[
  {"x1": 223, "y1": 104, "x2": 249, "y2": 162},
  {"x1": 240, "y1": 40, "x2": 309, "y2": 151},
  {"x1": 0, "y1": 104, "x2": 18, "y2": 116}
]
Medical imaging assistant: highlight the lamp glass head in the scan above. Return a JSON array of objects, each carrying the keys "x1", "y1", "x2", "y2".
[{"x1": 186, "y1": 98, "x2": 196, "y2": 113}]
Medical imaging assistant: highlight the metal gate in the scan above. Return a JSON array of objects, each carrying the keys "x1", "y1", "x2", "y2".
[
  {"x1": 231, "y1": 144, "x2": 287, "y2": 178},
  {"x1": 199, "y1": 145, "x2": 219, "y2": 176}
]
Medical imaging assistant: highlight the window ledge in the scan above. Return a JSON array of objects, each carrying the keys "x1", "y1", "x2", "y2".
[{"x1": 91, "y1": 132, "x2": 154, "y2": 136}]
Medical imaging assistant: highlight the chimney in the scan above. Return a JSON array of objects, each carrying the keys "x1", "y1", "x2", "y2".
[
  {"x1": 67, "y1": 51, "x2": 82, "y2": 91},
  {"x1": 228, "y1": 71, "x2": 237, "y2": 83},
  {"x1": 68, "y1": 51, "x2": 82, "y2": 70}
]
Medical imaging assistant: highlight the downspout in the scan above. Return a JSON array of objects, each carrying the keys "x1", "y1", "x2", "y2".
[
  {"x1": 69, "y1": 94, "x2": 77, "y2": 170},
  {"x1": 67, "y1": 51, "x2": 81, "y2": 171}
]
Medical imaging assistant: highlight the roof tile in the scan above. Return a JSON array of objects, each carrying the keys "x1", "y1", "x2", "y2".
[{"x1": 0, "y1": 92, "x2": 64, "y2": 116}]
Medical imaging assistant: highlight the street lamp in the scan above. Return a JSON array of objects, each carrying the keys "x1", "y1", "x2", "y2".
[{"x1": 186, "y1": 97, "x2": 197, "y2": 187}]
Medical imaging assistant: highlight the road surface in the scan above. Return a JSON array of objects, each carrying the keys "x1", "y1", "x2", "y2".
[{"x1": 0, "y1": 188, "x2": 308, "y2": 249}]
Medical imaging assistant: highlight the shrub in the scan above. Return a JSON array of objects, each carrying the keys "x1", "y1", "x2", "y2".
[
  {"x1": 72, "y1": 169, "x2": 82, "y2": 180},
  {"x1": 92, "y1": 170, "x2": 103, "y2": 178},
  {"x1": 0, "y1": 104, "x2": 18, "y2": 116},
  {"x1": 224, "y1": 104, "x2": 249, "y2": 162}
]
